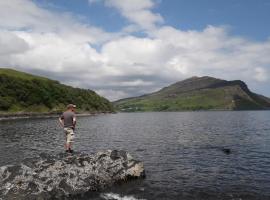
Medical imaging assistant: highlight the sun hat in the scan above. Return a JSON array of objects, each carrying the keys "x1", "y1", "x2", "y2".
[{"x1": 67, "y1": 104, "x2": 76, "y2": 109}]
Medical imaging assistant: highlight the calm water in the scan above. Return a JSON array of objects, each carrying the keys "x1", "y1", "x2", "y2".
[{"x1": 1, "y1": 112, "x2": 270, "y2": 200}]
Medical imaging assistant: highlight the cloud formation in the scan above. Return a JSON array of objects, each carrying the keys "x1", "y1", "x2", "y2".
[
  {"x1": 0, "y1": 0, "x2": 270, "y2": 100},
  {"x1": 89, "y1": 0, "x2": 163, "y2": 30}
]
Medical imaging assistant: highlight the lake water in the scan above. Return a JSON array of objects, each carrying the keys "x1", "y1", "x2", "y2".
[{"x1": 1, "y1": 112, "x2": 270, "y2": 200}]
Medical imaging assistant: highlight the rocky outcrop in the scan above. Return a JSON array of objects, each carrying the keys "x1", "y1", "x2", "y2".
[{"x1": 0, "y1": 150, "x2": 145, "y2": 199}]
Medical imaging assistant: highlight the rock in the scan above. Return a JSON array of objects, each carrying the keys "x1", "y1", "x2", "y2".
[
  {"x1": 222, "y1": 148, "x2": 231, "y2": 155},
  {"x1": 0, "y1": 150, "x2": 145, "y2": 199}
]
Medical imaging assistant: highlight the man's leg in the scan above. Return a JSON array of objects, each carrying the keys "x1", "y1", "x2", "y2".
[
  {"x1": 64, "y1": 128, "x2": 70, "y2": 152},
  {"x1": 67, "y1": 142, "x2": 71, "y2": 150},
  {"x1": 66, "y1": 128, "x2": 74, "y2": 153}
]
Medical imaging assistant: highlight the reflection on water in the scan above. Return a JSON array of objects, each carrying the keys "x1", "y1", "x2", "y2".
[{"x1": 1, "y1": 111, "x2": 270, "y2": 199}]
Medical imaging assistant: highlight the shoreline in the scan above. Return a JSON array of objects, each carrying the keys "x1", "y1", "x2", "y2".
[
  {"x1": 116, "y1": 109, "x2": 270, "y2": 113},
  {"x1": 0, "y1": 111, "x2": 116, "y2": 121}
]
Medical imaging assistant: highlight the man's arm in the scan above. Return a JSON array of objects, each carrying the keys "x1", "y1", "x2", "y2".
[
  {"x1": 72, "y1": 116, "x2": 76, "y2": 129},
  {"x1": 59, "y1": 116, "x2": 64, "y2": 128}
]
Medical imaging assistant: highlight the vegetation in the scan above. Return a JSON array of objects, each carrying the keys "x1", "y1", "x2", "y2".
[
  {"x1": 0, "y1": 68, "x2": 114, "y2": 113},
  {"x1": 114, "y1": 76, "x2": 270, "y2": 112}
]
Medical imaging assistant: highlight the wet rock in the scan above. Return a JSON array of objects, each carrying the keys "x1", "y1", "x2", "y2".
[
  {"x1": 0, "y1": 150, "x2": 145, "y2": 199},
  {"x1": 222, "y1": 148, "x2": 231, "y2": 155}
]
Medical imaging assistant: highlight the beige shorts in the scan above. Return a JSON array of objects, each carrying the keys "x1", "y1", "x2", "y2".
[{"x1": 64, "y1": 128, "x2": 75, "y2": 143}]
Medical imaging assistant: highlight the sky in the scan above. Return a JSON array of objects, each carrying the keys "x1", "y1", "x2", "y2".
[{"x1": 0, "y1": 0, "x2": 270, "y2": 100}]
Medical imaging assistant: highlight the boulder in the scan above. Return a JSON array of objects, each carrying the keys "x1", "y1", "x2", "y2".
[{"x1": 0, "y1": 150, "x2": 145, "y2": 199}]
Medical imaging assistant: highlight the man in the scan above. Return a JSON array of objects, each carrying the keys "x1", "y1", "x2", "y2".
[{"x1": 59, "y1": 104, "x2": 76, "y2": 153}]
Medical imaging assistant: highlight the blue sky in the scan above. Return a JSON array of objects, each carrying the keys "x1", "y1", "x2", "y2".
[
  {"x1": 158, "y1": 0, "x2": 270, "y2": 40},
  {"x1": 36, "y1": 0, "x2": 270, "y2": 40},
  {"x1": 0, "y1": 0, "x2": 270, "y2": 100}
]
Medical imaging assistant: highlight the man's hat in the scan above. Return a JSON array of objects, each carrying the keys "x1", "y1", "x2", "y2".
[{"x1": 67, "y1": 104, "x2": 76, "y2": 109}]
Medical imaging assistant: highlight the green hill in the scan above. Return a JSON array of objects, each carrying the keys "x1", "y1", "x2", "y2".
[
  {"x1": 114, "y1": 76, "x2": 270, "y2": 111},
  {"x1": 0, "y1": 68, "x2": 114, "y2": 113}
]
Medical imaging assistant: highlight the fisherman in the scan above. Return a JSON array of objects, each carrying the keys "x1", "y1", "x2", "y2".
[{"x1": 59, "y1": 104, "x2": 76, "y2": 153}]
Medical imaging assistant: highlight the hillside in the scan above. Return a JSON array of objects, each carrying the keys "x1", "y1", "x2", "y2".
[
  {"x1": 0, "y1": 68, "x2": 114, "y2": 113},
  {"x1": 114, "y1": 76, "x2": 270, "y2": 111}
]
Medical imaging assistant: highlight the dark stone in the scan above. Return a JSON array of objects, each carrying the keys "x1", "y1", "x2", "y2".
[
  {"x1": 222, "y1": 148, "x2": 231, "y2": 154},
  {"x1": 0, "y1": 150, "x2": 145, "y2": 200}
]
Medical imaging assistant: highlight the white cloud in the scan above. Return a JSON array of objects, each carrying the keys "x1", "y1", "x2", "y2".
[
  {"x1": 0, "y1": 30, "x2": 29, "y2": 55},
  {"x1": 12, "y1": 31, "x2": 103, "y2": 72},
  {"x1": 0, "y1": 0, "x2": 118, "y2": 44},
  {"x1": 0, "y1": 0, "x2": 270, "y2": 101},
  {"x1": 254, "y1": 67, "x2": 269, "y2": 82},
  {"x1": 90, "y1": 0, "x2": 163, "y2": 30},
  {"x1": 96, "y1": 89, "x2": 130, "y2": 101},
  {"x1": 0, "y1": 30, "x2": 30, "y2": 66}
]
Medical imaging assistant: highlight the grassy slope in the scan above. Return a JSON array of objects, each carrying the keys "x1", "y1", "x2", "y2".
[
  {"x1": 0, "y1": 68, "x2": 50, "y2": 81},
  {"x1": 114, "y1": 78, "x2": 270, "y2": 111},
  {"x1": 0, "y1": 68, "x2": 114, "y2": 113},
  {"x1": 115, "y1": 89, "x2": 232, "y2": 111}
]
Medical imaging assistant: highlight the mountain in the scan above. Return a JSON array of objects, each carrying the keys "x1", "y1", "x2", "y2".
[
  {"x1": 0, "y1": 68, "x2": 114, "y2": 113},
  {"x1": 114, "y1": 76, "x2": 270, "y2": 111}
]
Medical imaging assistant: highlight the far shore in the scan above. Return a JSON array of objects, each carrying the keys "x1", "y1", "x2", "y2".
[{"x1": 0, "y1": 111, "x2": 116, "y2": 121}]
